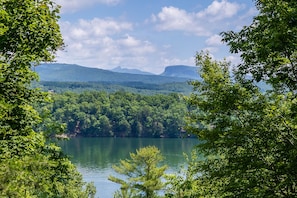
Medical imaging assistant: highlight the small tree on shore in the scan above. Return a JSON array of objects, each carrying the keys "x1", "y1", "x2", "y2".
[{"x1": 109, "y1": 146, "x2": 167, "y2": 198}]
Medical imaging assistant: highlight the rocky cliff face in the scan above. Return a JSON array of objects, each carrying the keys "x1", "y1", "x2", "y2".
[{"x1": 161, "y1": 65, "x2": 201, "y2": 80}]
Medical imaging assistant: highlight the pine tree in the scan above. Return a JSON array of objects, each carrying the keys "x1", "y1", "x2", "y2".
[{"x1": 109, "y1": 146, "x2": 167, "y2": 198}]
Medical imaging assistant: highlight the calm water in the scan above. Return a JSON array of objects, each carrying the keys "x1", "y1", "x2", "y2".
[{"x1": 58, "y1": 137, "x2": 199, "y2": 198}]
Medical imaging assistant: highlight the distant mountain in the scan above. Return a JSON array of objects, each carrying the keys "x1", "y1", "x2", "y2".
[
  {"x1": 111, "y1": 66, "x2": 153, "y2": 75},
  {"x1": 34, "y1": 63, "x2": 269, "y2": 94},
  {"x1": 35, "y1": 63, "x2": 192, "y2": 83},
  {"x1": 161, "y1": 65, "x2": 201, "y2": 80}
]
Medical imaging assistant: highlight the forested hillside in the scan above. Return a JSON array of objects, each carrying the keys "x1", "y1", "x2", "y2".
[
  {"x1": 36, "y1": 81, "x2": 193, "y2": 95},
  {"x1": 39, "y1": 91, "x2": 189, "y2": 138}
]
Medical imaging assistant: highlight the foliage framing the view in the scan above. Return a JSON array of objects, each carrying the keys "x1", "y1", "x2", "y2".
[
  {"x1": 0, "y1": 0, "x2": 95, "y2": 197},
  {"x1": 184, "y1": 0, "x2": 297, "y2": 197},
  {"x1": 221, "y1": 0, "x2": 297, "y2": 91},
  {"x1": 187, "y1": 52, "x2": 297, "y2": 197}
]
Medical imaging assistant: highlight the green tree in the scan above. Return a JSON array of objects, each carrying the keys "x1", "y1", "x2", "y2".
[
  {"x1": 184, "y1": 1, "x2": 297, "y2": 196},
  {"x1": 186, "y1": 51, "x2": 297, "y2": 197},
  {"x1": 41, "y1": 91, "x2": 187, "y2": 138},
  {"x1": 221, "y1": 0, "x2": 297, "y2": 91},
  {"x1": 165, "y1": 150, "x2": 204, "y2": 198},
  {"x1": 0, "y1": 0, "x2": 95, "y2": 197},
  {"x1": 98, "y1": 115, "x2": 113, "y2": 136},
  {"x1": 109, "y1": 146, "x2": 167, "y2": 198}
]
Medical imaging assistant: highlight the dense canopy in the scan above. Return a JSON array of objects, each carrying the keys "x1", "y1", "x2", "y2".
[{"x1": 0, "y1": 0, "x2": 95, "y2": 197}]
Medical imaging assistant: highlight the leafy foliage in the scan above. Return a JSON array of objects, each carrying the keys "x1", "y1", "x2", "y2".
[
  {"x1": 38, "y1": 91, "x2": 189, "y2": 138},
  {"x1": 0, "y1": 0, "x2": 95, "y2": 197},
  {"x1": 181, "y1": 1, "x2": 297, "y2": 196},
  {"x1": 37, "y1": 81, "x2": 193, "y2": 95},
  {"x1": 164, "y1": 149, "x2": 203, "y2": 198},
  {"x1": 221, "y1": 0, "x2": 297, "y2": 91},
  {"x1": 186, "y1": 52, "x2": 297, "y2": 197},
  {"x1": 109, "y1": 146, "x2": 167, "y2": 198}
]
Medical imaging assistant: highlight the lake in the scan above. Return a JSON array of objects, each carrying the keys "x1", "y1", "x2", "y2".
[{"x1": 58, "y1": 137, "x2": 199, "y2": 198}]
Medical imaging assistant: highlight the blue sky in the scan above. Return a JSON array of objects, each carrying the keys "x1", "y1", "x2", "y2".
[{"x1": 54, "y1": 0, "x2": 257, "y2": 74}]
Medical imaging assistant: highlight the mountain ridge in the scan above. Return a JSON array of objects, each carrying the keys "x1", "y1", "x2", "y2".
[
  {"x1": 110, "y1": 66, "x2": 154, "y2": 75},
  {"x1": 34, "y1": 63, "x2": 269, "y2": 94},
  {"x1": 35, "y1": 63, "x2": 200, "y2": 83},
  {"x1": 161, "y1": 65, "x2": 200, "y2": 80}
]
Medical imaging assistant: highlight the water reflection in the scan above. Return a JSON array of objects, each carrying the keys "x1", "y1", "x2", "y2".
[{"x1": 58, "y1": 137, "x2": 199, "y2": 198}]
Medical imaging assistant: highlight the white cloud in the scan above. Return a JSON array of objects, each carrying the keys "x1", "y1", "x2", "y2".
[
  {"x1": 197, "y1": 0, "x2": 241, "y2": 21},
  {"x1": 202, "y1": 47, "x2": 219, "y2": 54},
  {"x1": 155, "y1": 7, "x2": 193, "y2": 30},
  {"x1": 117, "y1": 35, "x2": 155, "y2": 55},
  {"x1": 60, "y1": 18, "x2": 132, "y2": 40},
  {"x1": 57, "y1": 18, "x2": 156, "y2": 71},
  {"x1": 152, "y1": 6, "x2": 210, "y2": 36},
  {"x1": 205, "y1": 34, "x2": 223, "y2": 46},
  {"x1": 225, "y1": 55, "x2": 242, "y2": 66},
  {"x1": 53, "y1": 0, "x2": 254, "y2": 73},
  {"x1": 159, "y1": 57, "x2": 195, "y2": 68},
  {"x1": 152, "y1": 1, "x2": 242, "y2": 36},
  {"x1": 55, "y1": 0, "x2": 121, "y2": 12},
  {"x1": 76, "y1": 18, "x2": 132, "y2": 37},
  {"x1": 118, "y1": 35, "x2": 141, "y2": 47}
]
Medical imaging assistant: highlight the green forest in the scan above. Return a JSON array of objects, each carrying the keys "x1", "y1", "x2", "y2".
[
  {"x1": 36, "y1": 81, "x2": 193, "y2": 95},
  {"x1": 1, "y1": 0, "x2": 297, "y2": 197},
  {"x1": 38, "y1": 91, "x2": 189, "y2": 138}
]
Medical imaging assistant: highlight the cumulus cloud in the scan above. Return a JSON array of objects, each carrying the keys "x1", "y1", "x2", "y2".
[
  {"x1": 55, "y1": 0, "x2": 121, "y2": 12},
  {"x1": 117, "y1": 35, "x2": 155, "y2": 55},
  {"x1": 57, "y1": 18, "x2": 155, "y2": 70},
  {"x1": 159, "y1": 57, "x2": 195, "y2": 68},
  {"x1": 54, "y1": 0, "x2": 253, "y2": 73},
  {"x1": 225, "y1": 55, "x2": 242, "y2": 65},
  {"x1": 202, "y1": 47, "x2": 220, "y2": 54},
  {"x1": 197, "y1": 0, "x2": 241, "y2": 21},
  {"x1": 155, "y1": 7, "x2": 193, "y2": 30},
  {"x1": 78, "y1": 18, "x2": 132, "y2": 37},
  {"x1": 151, "y1": 0, "x2": 242, "y2": 36},
  {"x1": 205, "y1": 34, "x2": 223, "y2": 46},
  {"x1": 152, "y1": 6, "x2": 210, "y2": 36}
]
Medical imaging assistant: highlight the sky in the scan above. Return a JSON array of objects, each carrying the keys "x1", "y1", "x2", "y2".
[{"x1": 53, "y1": 0, "x2": 257, "y2": 74}]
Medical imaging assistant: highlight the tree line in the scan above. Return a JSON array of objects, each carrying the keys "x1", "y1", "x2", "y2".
[
  {"x1": 39, "y1": 91, "x2": 189, "y2": 138},
  {"x1": 36, "y1": 81, "x2": 192, "y2": 95}
]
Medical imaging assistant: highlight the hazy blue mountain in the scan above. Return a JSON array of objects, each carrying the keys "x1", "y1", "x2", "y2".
[
  {"x1": 35, "y1": 63, "x2": 196, "y2": 83},
  {"x1": 34, "y1": 63, "x2": 269, "y2": 94},
  {"x1": 111, "y1": 66, "x2": 154, "y2": 75},
  {"x1": 161, "y1": 65, "x2": 201, "y2": 80}
]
